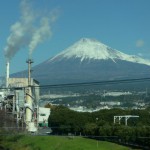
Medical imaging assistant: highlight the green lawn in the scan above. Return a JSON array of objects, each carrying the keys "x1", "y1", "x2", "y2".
[{"x1": 0, "y1": 135, "x2": 133, "y2": 150}]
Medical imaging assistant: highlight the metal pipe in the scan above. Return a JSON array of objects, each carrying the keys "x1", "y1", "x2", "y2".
[{"x1": 25, "y1": 88, "x2": 32, "y2": 127}]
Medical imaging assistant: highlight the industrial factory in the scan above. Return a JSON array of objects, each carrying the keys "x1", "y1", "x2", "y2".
[
  {"x1": 0, "y1": 0, "x2": 55, "y2": 134},
  {"x1": 0, "y1": 59, "x2": 50, "y2": 133}
]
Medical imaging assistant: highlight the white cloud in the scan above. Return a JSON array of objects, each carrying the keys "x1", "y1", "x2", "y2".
[
  {"x1": 136, "y1": 40, "x2": 145, "y2": 48},
  {"x1": 137, "y1": 53, "x2": 143, "y2": 57}
]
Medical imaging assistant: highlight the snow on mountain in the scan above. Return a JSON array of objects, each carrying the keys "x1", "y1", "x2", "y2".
[
  {"x1": 12, "y1": 38, "x2": 150, "y2": 85},
  {"x1": 50, "y1": 38, "x2": 150, "y2": 66}
]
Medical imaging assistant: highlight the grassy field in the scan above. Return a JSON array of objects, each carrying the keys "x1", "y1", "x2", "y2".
[{"x1": 0, "y1": 135, "x2": 134, "y2": 150}]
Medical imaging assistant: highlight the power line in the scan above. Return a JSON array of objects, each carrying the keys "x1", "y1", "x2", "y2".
[
  {"x1": 1, "y1": 77, "x2": 150, "y2": 90},
  {"x1": 34, "y1": 77, "x2": 150, "y2": 89}
]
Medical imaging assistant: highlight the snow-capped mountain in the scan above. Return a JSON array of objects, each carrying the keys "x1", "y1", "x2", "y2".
[
  {"x1": 12, "y1": 38, "x2": 150, "y2": 85},
  {"x1": 49, "y1": 38, "x2": 150, "y2": 66}
]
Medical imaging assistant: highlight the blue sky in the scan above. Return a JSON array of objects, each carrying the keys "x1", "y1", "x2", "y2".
[{"x1": 0, "y1": 0, "x2": 150, "y2": 76}]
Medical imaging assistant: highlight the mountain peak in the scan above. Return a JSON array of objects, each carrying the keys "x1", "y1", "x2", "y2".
[
  {"x1": 51, "y1": 38, "x2": 114, "y2": 61},
  {"x1": 49, "y1": 38, "x2": 150, "y2": 66},
  {"x1": 79, "y1": 37, "x2": 100, "y2": 43},
  {"x1": 78, "y1": 37, "x2": 107, "y2": 46}
]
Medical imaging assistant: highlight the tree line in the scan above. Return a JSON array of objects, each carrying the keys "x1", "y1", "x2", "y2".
[{"x1": 48, "y1": 105, "x2": 150, "y2": 148}]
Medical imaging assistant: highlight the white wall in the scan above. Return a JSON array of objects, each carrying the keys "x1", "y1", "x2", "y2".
[{"x1": 39, "y1": 107, "x2": 51, "y2": 123}]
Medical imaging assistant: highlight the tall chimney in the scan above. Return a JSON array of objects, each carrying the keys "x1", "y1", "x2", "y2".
[
  {"x1": 25, "y1": 59, "x2": 37, "y2": 132},
  {"x1": 26, "y1": 59, "x2": 34, "y2": 86},
  {"x1": 6, "y1": 61, "x2": 10, "y2": 88}
]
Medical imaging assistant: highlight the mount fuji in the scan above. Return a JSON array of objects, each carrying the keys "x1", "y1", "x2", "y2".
[{"x1": 13, "y1": 38, "x2": 150, "y2": 85}]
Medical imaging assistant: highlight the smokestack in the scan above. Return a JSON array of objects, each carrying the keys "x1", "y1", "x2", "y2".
[
  {"x1": 26, "y1": 59, "x2": 34, "y2": 86},
  {"x1": 25, "y1": 58, "x2": 37, "y2": 132},
  {"x1": 6, "y1": 61, "x2": 10, "y2": 88}
]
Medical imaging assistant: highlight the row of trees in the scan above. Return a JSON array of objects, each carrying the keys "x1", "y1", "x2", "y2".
[{"x1": 48, "y1": 106, "x2": 150, "y2": 148}]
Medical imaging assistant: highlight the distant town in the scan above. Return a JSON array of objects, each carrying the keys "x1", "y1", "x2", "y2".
[{"x1": 40, "y1": 89, "x2": 150, "y2": 112}]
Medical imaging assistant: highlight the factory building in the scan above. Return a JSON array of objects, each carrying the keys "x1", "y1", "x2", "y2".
[
  {"x1": 1, "y1": 59, "x2": 51, "y2": 133},
  {"x1": 8, "y1": 78, "x2": 40, "y2": 105},
  {"x1": 2, "y1": 77, "x2": 40, "y2": 132},
  {"x1": 8, "y1": 78, "x2": 39, "y2": 87}
]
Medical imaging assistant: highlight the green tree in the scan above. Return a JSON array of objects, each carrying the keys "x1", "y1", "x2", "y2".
[{"x1": 84, "y1": 123, "x2": 98, "y2": 136}]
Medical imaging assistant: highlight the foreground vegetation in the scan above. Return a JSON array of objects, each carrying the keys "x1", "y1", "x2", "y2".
[
  {"x1": 48, "y1": 106, "x2": 150, "y2": 148},
  {"x1": 0, "y1": 135, "x2": 130, "y2": 150}
]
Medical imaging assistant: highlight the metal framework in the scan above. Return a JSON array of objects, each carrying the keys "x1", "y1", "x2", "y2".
[{"x1": 114, "y1": 115, "x2": 139, "y2": 126}]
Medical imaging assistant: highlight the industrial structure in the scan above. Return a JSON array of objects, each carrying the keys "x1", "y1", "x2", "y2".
[
  {"x1": 114, "y1": 115, "x2": 139, "y2": 126},
  {"x1": 0, "y1": 59, "x2": 50, "y2": 133}
]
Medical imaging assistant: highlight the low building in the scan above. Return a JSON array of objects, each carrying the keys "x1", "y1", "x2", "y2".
[
  {"x1": 0, "y1": 91, "x2": 5, "y2": 102},
  {"x1": 100, "y1": 101, "x2": 121, "y2": 106},
  {"x1": 38, "y1": 107, "x2": 51, "y2": 127}
]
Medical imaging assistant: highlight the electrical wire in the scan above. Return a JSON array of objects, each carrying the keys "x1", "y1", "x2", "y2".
[
  {"x1": 1, "y1": 77, "x2": 150, "y2": 90},
  {"x1": 34, "y1": 77, "x2": 150, "y2": 89}
]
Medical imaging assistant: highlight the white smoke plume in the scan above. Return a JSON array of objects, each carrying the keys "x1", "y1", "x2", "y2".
[
  {"x1": 29, "y1": 9, "x2": 59, "y2": 56},
  {"x1": 4, "y1": 0, "x2": 58, "y2": 61},
  {"x1": 29, "y1": 17, "x2": 52, "y2": 56},
  {"x1": 4, "y1": 0, "x2": 34, "y2": 61}
]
